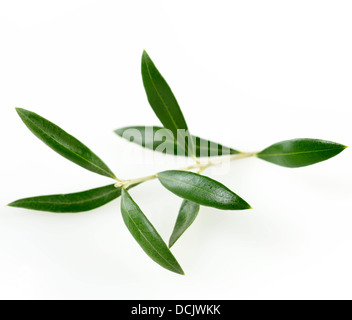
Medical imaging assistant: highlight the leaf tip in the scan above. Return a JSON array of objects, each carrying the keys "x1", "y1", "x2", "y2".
[
  {"x1": 237, "y1": 198, "x2": 252, "y2": 211},
  {"x1": 142, "y1": 50, "x2": 152, "y2": 63},
  {"x1": 15, "y1": 107, "x2": 24, "y2": 115},
  {"x1": 114, "y1": 128, "x2": 127, "y2": 139},
  {"x1": 7, "y1": 201, "x2": 17, "y2": 208},
  {"x1": 175, "y1": 268, "x2": 185, "y2": 276}
]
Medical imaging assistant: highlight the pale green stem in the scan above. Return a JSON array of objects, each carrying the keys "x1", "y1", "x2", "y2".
[{"x1": 114, "y1": 152, "x2": 257, "y2": 189}]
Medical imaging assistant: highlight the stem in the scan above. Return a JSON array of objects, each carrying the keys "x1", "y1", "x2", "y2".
[
  {"x1": 114, "y1": 152, "x2": 257, "y2": 189},
  {"x1": 115, "y1": 174, "x2": 157, "y2": 188}
]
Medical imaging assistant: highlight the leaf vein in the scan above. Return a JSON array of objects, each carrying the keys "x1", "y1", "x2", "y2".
[
  {"x1": 122, "y1": 195, "x2": 178, "y2": 272},
  {"x1": 14, "y1": 188, "x2": 118, "y2": 206},
  {"x1": 22, "y1": 113, "x2": 114, "y2": 178},
  {"x1": 259, "y1": 147, "x2": 344, "y2": 157},
  {"x1": 144, "y1": 58, "x2": 190, "y2": 153},
  {"x1": 159, "y1": 174, "x2": 230, "y2": 202}
]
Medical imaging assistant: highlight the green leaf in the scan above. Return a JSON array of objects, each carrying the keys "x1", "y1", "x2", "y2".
[
  {"x1": 121, "y1": 188, "x2": 185, "y2": 275},
  {"x1": 141, "y1": 51, "x2": 195, "y2": 156},
  {"x1": 169, "y1": 200, "x2": 200, "y2": 248},
  {"x1": 8, "y1": 184, "x2": 128, "y2": 213},
  {"x1": 16, "y1": 108, "x2": 116, "y2": 179},
  {"x1": 115, "y1": 126, "x2": 240, "y2": 157},
  {"x1": 257, "y1": 138, "x2": 347, "y2": 168},
  {"x1": 157, "y1": 170, "x2": 251, "y2": 210}
]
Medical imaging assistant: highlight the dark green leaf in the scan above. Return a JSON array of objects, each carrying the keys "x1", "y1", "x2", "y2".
[
  {"x1": 121, "y1": 188, "x2": 185, "y2": 275},
  {"x1": 16, "y1": 108, "x2": 116, "y2": 179},
  {"x1": 169, "y1": 200, "x2": 200, "y2": 248},
  {"x1": 141, "y1": 51, "x2": 195, "y2": 156},
  {"x1": 8, "y1": 184, "x2": 129, "y2": 213},
  {"x1": 115, "y1": 126, "x2": 240, "y2": 157},
  {"x1": 257, "y1": 138, "x2": 347, "y2": 168},
  {"x1": 157, "y1": 170, "x2": 251, "y2": 210}
]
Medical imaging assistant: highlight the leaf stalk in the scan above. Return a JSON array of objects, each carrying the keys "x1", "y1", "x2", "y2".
[{"x1": 114, "y1": 152, "x2": 257, "y2": 189}]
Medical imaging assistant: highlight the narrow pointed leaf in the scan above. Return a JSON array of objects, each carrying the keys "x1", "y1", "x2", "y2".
[
  {"x1": 121, "y1": 188, "x2": 184, "y2": 275},
  {"x1": 8, "y1": 184, "x2": 128, "y2": 213},
  {"x1": 16, "y1": 108, "x2": 116, "y2": 179},
  {"x1": 141, "y1": 51, "x2": 195, "y2": 156},
  {"x1": 169, "y1": 200, "x2": 200, "y2": 248},
  {"x1": 115, "y1": 125, "x2": 240, "y2": 157},
  {"x1": 157, "y1": 170, "x2": 251, "y2": 210},
  {"x1": 257, "y1": 138, "x2": 347, "y2": 168}
]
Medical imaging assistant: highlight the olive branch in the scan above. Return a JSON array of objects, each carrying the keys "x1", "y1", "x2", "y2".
[{"x1": 9, "y1": 50, "x2": 347, "y2": 275}]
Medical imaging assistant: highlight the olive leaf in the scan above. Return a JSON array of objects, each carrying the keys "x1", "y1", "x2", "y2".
[
  {"x1": 157, "y1": 170, "x2": 251, "y2": 210},
  {"x1": 9, "y1": 50, "x2": 348, "y2": 276},
  {"x1": 141, "y1": 51, "x2": 195, "y2": 156},
  {"x1": 257, "y1": 138, "x2": 347, "y2": 168},
  {"x1": 16, "y1": 108, "x2": 116, "y2": 179},
  {"x1": 169, "y1": 200, "x2": 200, "y2": 248},
  {"x1": 8, "y1": 184, "x2": 131, "y2": 213},
  {"x1": 121, "y1": 188, "x2": 184, "y2": 275},
  {"x1": 115, "y1": 125, "x2": 239, "y2": 157}
]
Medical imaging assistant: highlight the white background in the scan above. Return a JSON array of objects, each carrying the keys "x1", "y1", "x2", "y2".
[{"x1": 0, "y1": 0, "x2": 351, "y2": 300}]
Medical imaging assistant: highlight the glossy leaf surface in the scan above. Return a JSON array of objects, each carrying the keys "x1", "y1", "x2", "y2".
[
  {"x1": 115, "y1": 126, "x2": 239, "y2": 157},
  {"x1": 169, "y1": 200, "x2": 200, "y2": 248},
  {"x1": 141, "y1": 51, "x2": 195, "y2": 156},
  {"x1": 157, "y1": 170, "x2": 251, "y2": 210},
  {"x1": 8, "y1": 184, "x2": 125, "y2": 213},
  {"x1": 121, "y1": 188, "x2": 184, "y2": 275},
  {"x1": 257, "y1": 138, "x2": 347, "y2": 168},
  {"x1": 16, "y1": 108, "x2": 116, "y2": 179}
]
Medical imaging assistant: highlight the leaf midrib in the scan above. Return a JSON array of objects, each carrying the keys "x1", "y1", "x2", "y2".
[
  {"x1": 144, "y1": 58, "x2": 191, "y2": 154},
  {"x1": 258, "y1": 147, "x2": 344, "y2": 158},
  {"x1": 13, "y1": 188, "x2": 118, "y2": 206},
  {"x1": 122, "y1": 195, "x2": 180, "y2": 273},
  {"x1": 22, "y1": 112, "x2": 114, "y2": 178},
  {"x1": 118, "y1": 126, "x2": 236, "y2": 156},
  {"x1": 158, "y1": 174, "x2": 232, "y2": 203}
]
